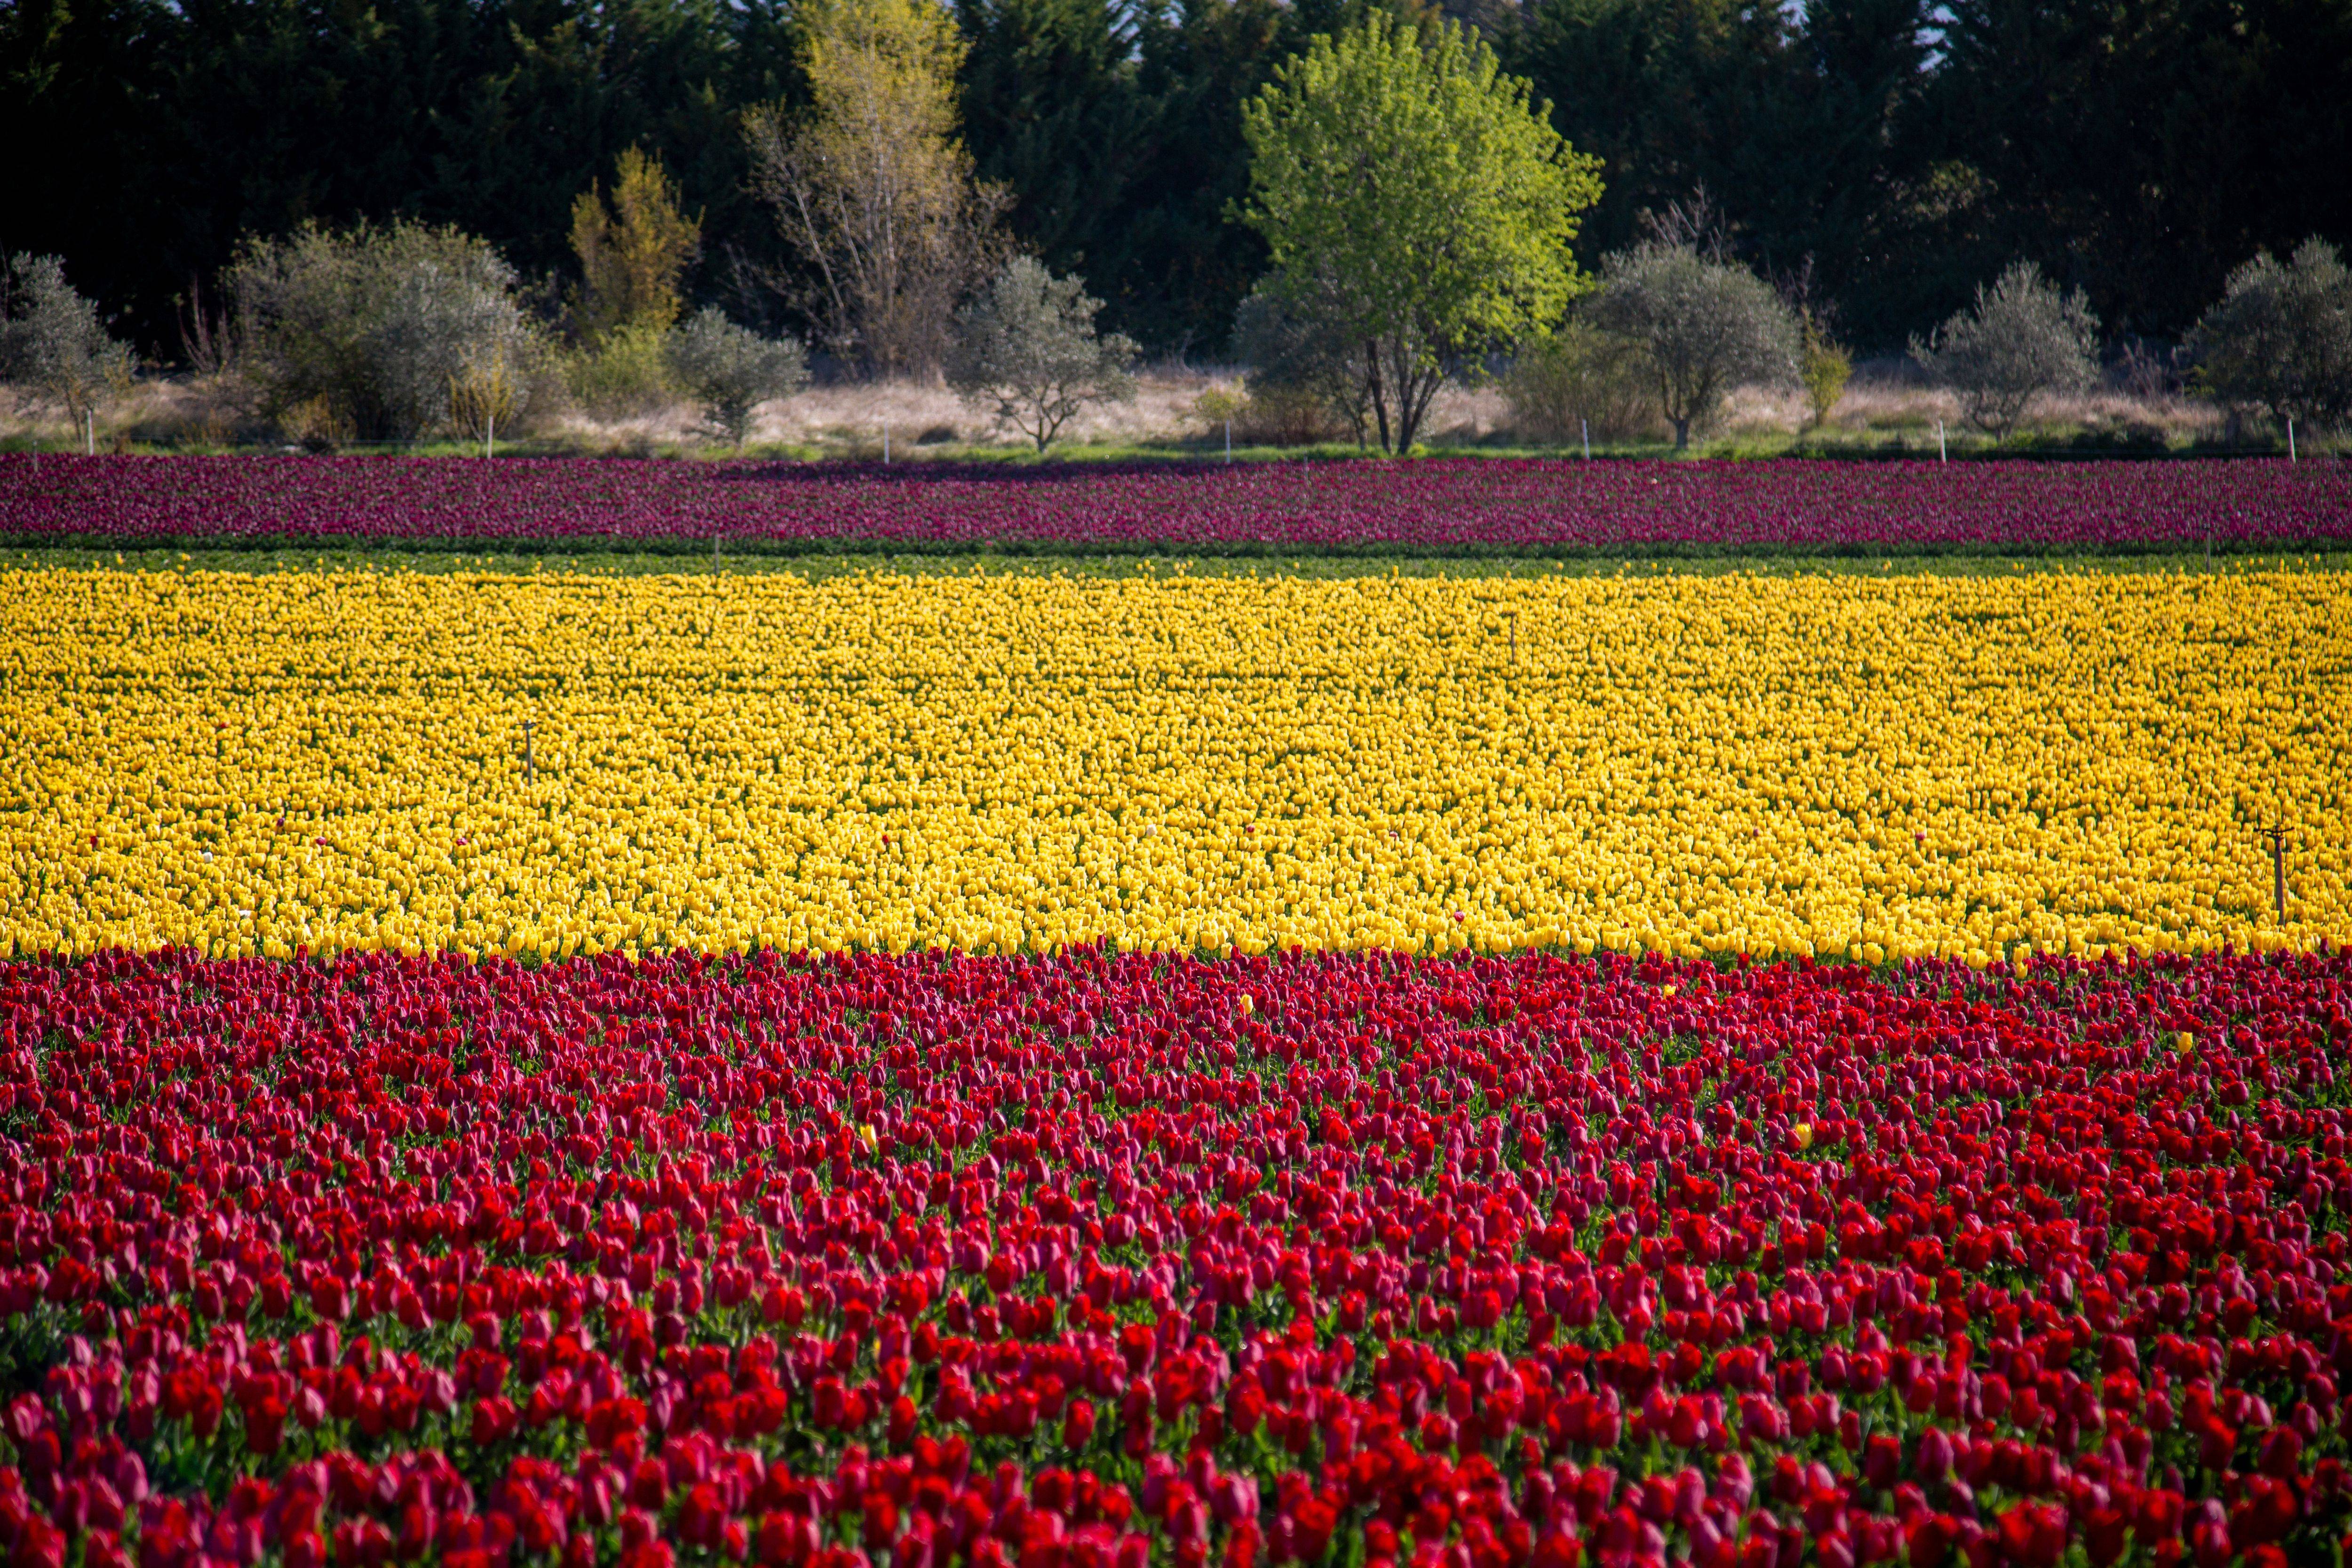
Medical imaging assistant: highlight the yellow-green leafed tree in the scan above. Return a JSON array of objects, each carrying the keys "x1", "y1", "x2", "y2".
[
  {"x1": 1240, "y1": 15, "x2": 1602, "y2": 454},
  {"x1": 569, "y1": 147, "x2": 702, "y2": 341},
  {"x1": 743, "y1": 0, "x2": 1003, "y2": 379}
]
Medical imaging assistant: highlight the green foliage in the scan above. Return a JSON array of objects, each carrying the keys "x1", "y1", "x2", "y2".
[
  {"x1": 1240, "y1": 14, "x2": 1602, "y2": 454},
  {"x1": 1501, "y1": 319, "x2": 1660, "y2": 443},
  {"x1": 227, "y1": 221, "x2": 549, "y2": 443},
  {"x1": 1799, "y1": 315, "x2": 1853, "y2": 428},
  {"x1": 2188, "y1": 239, "x2": 2352, "y2": 431},
  {"x1": 1914, "y1": 0, "x2": 2352, "y2": 347},
  {"x1": 1510, "y1": 0, "x2": 1931, "y2": 345},
  {"x1": 0, "y1": 0, "x2": 803, "y2": 355},
  {"x1": 1910, "y1": 260, "x2": 2098, "y2": 437},
  {"x1": 4, "y1": 0, "x2": 2350, "y2": 365},
  {"x1": 1231, "y1": 286, "x2": 1375, "y2": 447},
  {"x1": 958, "y1": 0, "x2": 1147, "y2": 283},
  {"x1": 948, "y1": 256, "x2": 1138, "y2": 452},
  {"x1": 566, "y1": 324, "x2": 678, "y2": 419},
  {"x1": 570, "y1": 147, "x2": 702, "y2": 341},
  {"x1": 0, "y1": 252, "x2": 135, "y2": 428},
  {"x1": 1589, "y1": 243, "x2": 1797, "y2": 447},
  {"x1": 662, "y1": 307, "x2": 809, "y2": 446}
]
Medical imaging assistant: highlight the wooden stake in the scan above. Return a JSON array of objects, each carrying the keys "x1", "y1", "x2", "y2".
[{"x1": 523, "y1": 721, "x2": 535, "y2": 785}]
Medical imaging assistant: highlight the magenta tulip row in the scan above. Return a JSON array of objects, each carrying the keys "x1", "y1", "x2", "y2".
[{"x1": 2, "y1": 455, "x2": 2346, "y2": 553}]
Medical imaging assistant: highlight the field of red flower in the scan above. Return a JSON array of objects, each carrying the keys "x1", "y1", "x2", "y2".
[
  {"x1": 4, "y1": 945, "x2": 2350, "y2": 1568},
  {"x1": 4, "y1": 455, "x2": 2349, "y2": 555}
]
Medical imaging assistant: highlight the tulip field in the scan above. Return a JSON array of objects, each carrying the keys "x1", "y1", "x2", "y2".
[
  {"x1": 3, "y1": 564, "x2": 2346, "y2": 963},
  {"x1": 5, "y1": 457, "x2": 2352, "y2": 1568},
  {"x1": 6, "y1": 946, "x2": 2352, "y2": 1568},
  {"x1": 4, "y1": 454, "x2": 2352, "y2": 554}
]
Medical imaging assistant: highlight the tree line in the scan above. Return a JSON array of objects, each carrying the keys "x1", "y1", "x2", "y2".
[
  {"x1": 5, "y1": 0, "x2": 2348, "y2": 362},
  {"x1": 14, "y1": 0, "x2": 2346, "y2": 458}
]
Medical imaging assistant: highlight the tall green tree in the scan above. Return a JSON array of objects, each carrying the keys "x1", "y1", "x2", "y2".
[
  {"x1": 1109, "y1": 0, "x2": 1300, "y2": 352},
  {"x1": 1510, "y1": 0, "x2": 1930, "y2": 344},
  {"x1": 1241, "y1": 13, "x2": 1601, "y2": 451},
  {"x1": 0, "y1": 0, "x2": 802, "y2": 352},
  {"x1": 958, "y1": 0, "x2": 1150, "y2": 281},
  {"x1": 1915, "y1": 0, "x2": 2352, "y2": 341}
]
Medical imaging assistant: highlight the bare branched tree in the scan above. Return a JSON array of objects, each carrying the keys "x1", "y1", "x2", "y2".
[
  {"x1": 743, "y1": 0, "x2": 1005, "y2": 380},
  {"x1": 1638, "y1": 183, "x2": 1735, "y2": 265}
]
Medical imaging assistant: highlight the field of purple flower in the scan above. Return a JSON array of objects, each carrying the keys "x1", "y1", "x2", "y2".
[{"x1": 4, "y1": 455, "x2": 2346, "y2": 555}]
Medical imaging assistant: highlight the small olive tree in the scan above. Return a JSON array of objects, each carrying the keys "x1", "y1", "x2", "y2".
[
  {"x1": 0, "y1": 253, "x2": 135, "y2": 433},
  {"x1": 1588, "y1": 243, "x2": 1797, "y2": 448},
  {"x1": 663, "y1": 307, "x2": 810, "y2": 446},
  {"x1": 1911, "y1": 261, "x2": 2098, "y2": 437},
  {"x1": 2188, "y1": 238, "x2": 2352, "y2": 431},
  {"x1": 947, "y1": 256, "x2": 1136, "y2": 452},
  {"x1": 230, "y1": 221, "x2": 547, "y2": 442}
]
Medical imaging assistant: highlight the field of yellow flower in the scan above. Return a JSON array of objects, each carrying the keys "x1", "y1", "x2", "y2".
[{"x1": 4, "y1": 563, "x2": 2344, "y2": 962}]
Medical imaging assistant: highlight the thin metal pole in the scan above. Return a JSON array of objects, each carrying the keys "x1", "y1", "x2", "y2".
[
  {"x1": 2265, "y1": 826, "x2": 2288, "y2": 915},
  {"x1": 2288, "y1": 417, "x2": 2297, "y2": 462},
  {"x1": 1938, "y1": 420, "x2": 1947, "y2": 463},
  {"x1": 1581, "y1": 419, "x2": 1590, "y2": 459},
  {"x1": 883, "y1": 421, "x2": 890, "y2": 464},
  {"x1": 523, "y1": 721, "x2": 535, "y2": 786},
  {"x1": 486, "y1": 410, "x2": 494, "y2": 461},
  {"x1": 86, "y1": 409, "x2": 95, "y2": 456}
]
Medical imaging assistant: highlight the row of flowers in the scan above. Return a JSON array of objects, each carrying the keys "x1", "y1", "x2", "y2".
[
  {"x1": 2, "y1": 944, "x2": 2350, "y2": 1568},
  {"x1": 6, "y1": 566, "x2": 2346, "y2": 961},
  {"x1": 3, "y1": 456, "x2": 2349, "y2": 554}
]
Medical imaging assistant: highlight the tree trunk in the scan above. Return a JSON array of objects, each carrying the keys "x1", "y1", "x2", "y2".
[
  {"x1": 1365, "y1": 340, "x2": 1394, "y2": 454},
  {"x1": 1673, "y1": 416, "x2": 1691, "y2": 449}
]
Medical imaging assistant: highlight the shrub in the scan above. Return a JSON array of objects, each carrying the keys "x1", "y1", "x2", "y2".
[
  {"x1": 1231, "y1": 288, "x2": 1372, "y2": 447},
  {"x1": 663, "y1": 307, "x2": 809, "y2": 446},
  {"x1": 1501, "y1": 320, "x2": 1660, "y2": 443},
  {"x1": 947, "y1": 256, "x2": 1136, "y2": 452},
  {"x1": 2188, "y1": 238, "x2": 2352, "y2": 431},
  {"x1": 0, "y1": 253, "x2": 135, "y2": 431},
  {"x1": 1589, "y1": 244, "x2": 1798, "y2": 448},
  {"x1": 1798, "y1": 315, "x2": 1852, "y2": 429},
  {"x1": 1910, "y1": 261, "x2": 2098, "y2": 437},
  {"x1": 566, "y1": 324, "x2": 677, "y2": 420},
  {"x1": 229, "y1": 221, "x2": 548, "y2": 442}
]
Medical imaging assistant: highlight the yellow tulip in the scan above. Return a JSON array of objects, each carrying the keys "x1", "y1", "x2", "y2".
[{"x1": 0, "y1": 563, "x2": 2344, "y2": 959}]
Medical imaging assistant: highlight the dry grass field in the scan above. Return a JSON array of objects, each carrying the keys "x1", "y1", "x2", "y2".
[{"x1": 2, "y1": 359, "x2": 2257, "y2": 455}]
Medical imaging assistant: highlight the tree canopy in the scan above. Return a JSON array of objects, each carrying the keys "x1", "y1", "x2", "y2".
[
  {"x1": 1, "y1": 0, "x2": 2346, "y2": 357},
  {"x1": 1240, "y1": 14, "x2": 1600, "y2": 452}
]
